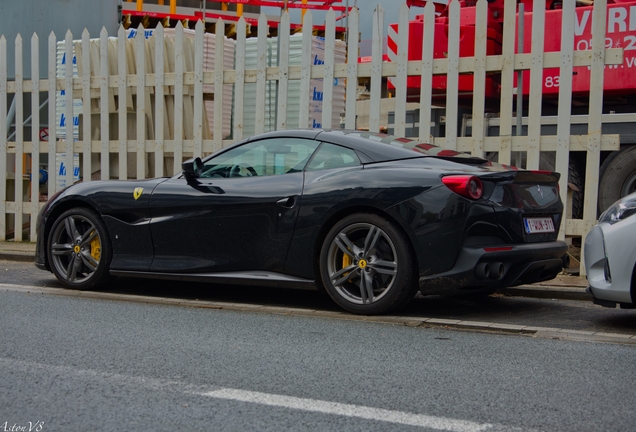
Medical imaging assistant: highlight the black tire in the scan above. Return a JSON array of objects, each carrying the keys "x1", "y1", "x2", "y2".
[
  {"x1": 319, "y1": 213, "x2": 418, "y2": 315},
  {"x1": 599, "y1": 146, "x2": 636, "y2": 214},
  {"x1": 539, "y1": 153, "x2": 584, "y2": 219},
  {"x1": 47, "y1": 207, "x2": 112, "y2": 290}
]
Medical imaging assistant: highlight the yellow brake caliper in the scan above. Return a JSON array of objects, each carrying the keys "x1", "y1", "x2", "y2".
[
  {"x1": 342, "y1": 253, "x2": 352, "y2": 282},
  {"x1": 90, "y1": 231, "x2": 101, "y2": 262}
]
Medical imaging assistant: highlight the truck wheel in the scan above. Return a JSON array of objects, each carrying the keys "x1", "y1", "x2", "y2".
[
  {"x1": 539, "y1": 153, "x2": 584, "y2": 219},
  {"x1": 599, "y1": 146, "x2": 636, "y2": 214}
]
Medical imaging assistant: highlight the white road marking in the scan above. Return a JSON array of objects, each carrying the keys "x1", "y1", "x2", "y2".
[
  {"x1": 200, "y1": 388, "x2": 493, "y2": 432},
  {"x1": 1, "y1": 357, "x2": 521, "y2": 431}
]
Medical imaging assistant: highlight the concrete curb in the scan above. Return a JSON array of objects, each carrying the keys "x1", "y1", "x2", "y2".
[
  {"x1": 0, "y1": 251, "x2": 35, "y2": 263},
  {"x1": 1, "y1": 283, "x2": 632, "y2": 346},
  {"x1": 0, "y1": 247, "x2": 589, "y2": 302},
  {"x1": 0, "y1": 242, "x2": 37, "y2": 263},
  {"x1": 501, "y1": 285, "x2": 590, "y2": 301}
]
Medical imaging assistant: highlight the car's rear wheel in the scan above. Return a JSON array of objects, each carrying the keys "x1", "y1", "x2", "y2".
[
  {"x1": 319, "y1": 213, "x2": 417, "y2": 315},
  {"x1": 47, "y1": 208, "x2": 112, "y2": 290}
]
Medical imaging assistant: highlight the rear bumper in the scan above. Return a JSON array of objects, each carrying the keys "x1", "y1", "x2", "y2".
[
  {"x1": 419, "y1": 241, "x2": 568, "y2": 295},
  {"x1": 586, "y1": 286, "x2": 636, "y2": 309}
]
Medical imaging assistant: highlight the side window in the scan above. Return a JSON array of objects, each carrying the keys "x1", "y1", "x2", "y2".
[
  {"x1": 199, "y1": 138, "x2": 320, "y2": 178},
  {"x1": 306, "y1": 143, "x2": 361, "y2": 171}
]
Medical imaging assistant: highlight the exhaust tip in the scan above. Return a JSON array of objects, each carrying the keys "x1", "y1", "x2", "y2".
[
  {"x1": 562, "y1": 254, "x2": 571, "y2": 269},
  {"x1": 490, "y1": 262, "x2": 505, "y2": 280},
  {"x1": 475, "y1": 262, "x2": 491, "y2": 279}
]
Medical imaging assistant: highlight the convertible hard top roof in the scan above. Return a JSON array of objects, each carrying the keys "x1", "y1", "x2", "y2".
[
  {"x1": 249, "y1": 129, "x2": 488, "y2": 164},
  {"x1": 250, "y1": 129, "x2": 428, "y2": 163}
]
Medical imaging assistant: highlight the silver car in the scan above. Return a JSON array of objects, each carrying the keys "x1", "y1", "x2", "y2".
[{"x1": 585, "y1": 191, "x2": 636, "y2": 308}]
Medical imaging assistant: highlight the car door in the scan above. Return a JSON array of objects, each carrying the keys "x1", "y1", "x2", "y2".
[
  {"x1": 283, "y1": 142, "x2": 364, "y2": 278},
  {"x1": 148, "y1": 137, "x2": 320, "y2": 273}
]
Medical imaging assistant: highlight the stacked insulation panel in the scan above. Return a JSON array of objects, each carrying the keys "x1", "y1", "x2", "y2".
[
  {"x1": 55, "y1": 41, "x2": 82, "y2": 141},
  {"x1": 56, "y1": 28, "x2": 235, "y2": 145},
  {"x1": 128, "y1": 27, "x2": 235, "y2": 140},
  {"x1": 240, "y1": 34, "x2": 347, "y2": 137},
  {"x1": 163, "y1": 28, "x2": 234, "y2": 140}
]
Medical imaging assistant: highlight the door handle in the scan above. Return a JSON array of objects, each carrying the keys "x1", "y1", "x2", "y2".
[{"x1": 276, "y1": 196, "x2": 296, "y2": 208}]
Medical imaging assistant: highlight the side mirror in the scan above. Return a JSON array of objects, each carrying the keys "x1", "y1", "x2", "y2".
[{"x1": 182, "y1": 157, "x2": 203, "y2": 178}]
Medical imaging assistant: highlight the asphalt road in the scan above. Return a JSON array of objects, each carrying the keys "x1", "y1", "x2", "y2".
[{"x1": 2, "y1": 285, "x2": 636, "y2": 432}]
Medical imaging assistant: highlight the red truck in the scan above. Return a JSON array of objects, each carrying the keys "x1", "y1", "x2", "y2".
[{"x1": 387, "y1": 0, "x2": 636, "y2": 215}]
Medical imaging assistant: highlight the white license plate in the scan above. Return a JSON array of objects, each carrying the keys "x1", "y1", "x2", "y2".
[{"x1": 524, "y1": 217, "x2": 555, "y2": 234}]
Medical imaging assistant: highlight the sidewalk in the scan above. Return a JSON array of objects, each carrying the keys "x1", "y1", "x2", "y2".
[
  {"x1": 0, "y1": 241, "x2": 590, "y2": 300},
  {"x1": 501, "y1": 274, "x2": 589, "y2": 301},
  {"x1": 0, "y1": 241, "x2": 38, "y2": 262}
]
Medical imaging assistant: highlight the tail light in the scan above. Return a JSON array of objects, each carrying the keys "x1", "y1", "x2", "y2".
[{"x1": 442, "y1": 175, "x2": 483, "y2": 200}]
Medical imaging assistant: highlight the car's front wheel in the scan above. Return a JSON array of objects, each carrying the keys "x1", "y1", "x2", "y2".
[
  {"x1": 47, "y1": 207, "x2": 112, "y2": 290},
  {"x1": 319, "y1": 213, "x2": 417, "y2": 314}
]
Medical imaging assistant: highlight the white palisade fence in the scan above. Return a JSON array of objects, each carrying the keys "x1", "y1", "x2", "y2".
[{"x1": 0, "y1": 0, "x2": 623, "y2": 275}]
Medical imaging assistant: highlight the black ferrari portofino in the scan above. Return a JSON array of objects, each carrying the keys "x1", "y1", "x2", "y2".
[{"x1": 35, "y1": 129, "x2": 568, "y2": 314}]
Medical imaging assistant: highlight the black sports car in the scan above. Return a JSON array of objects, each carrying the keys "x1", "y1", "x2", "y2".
[{"x1": 35, "y1": 129, "x2": 568, "y2": 314}]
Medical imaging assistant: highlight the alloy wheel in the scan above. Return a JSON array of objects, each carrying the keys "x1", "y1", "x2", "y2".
[
  {"x1": 325, "y1": 222, "x2": 398, "y2": 305},
  {"x1": 50, "y1": 213, "x2": 102, "y2": 284}
]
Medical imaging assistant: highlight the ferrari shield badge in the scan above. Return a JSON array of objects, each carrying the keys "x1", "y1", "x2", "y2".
[{"x1": 133, "y1": 187, "x2": 144, "y2": 200}]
